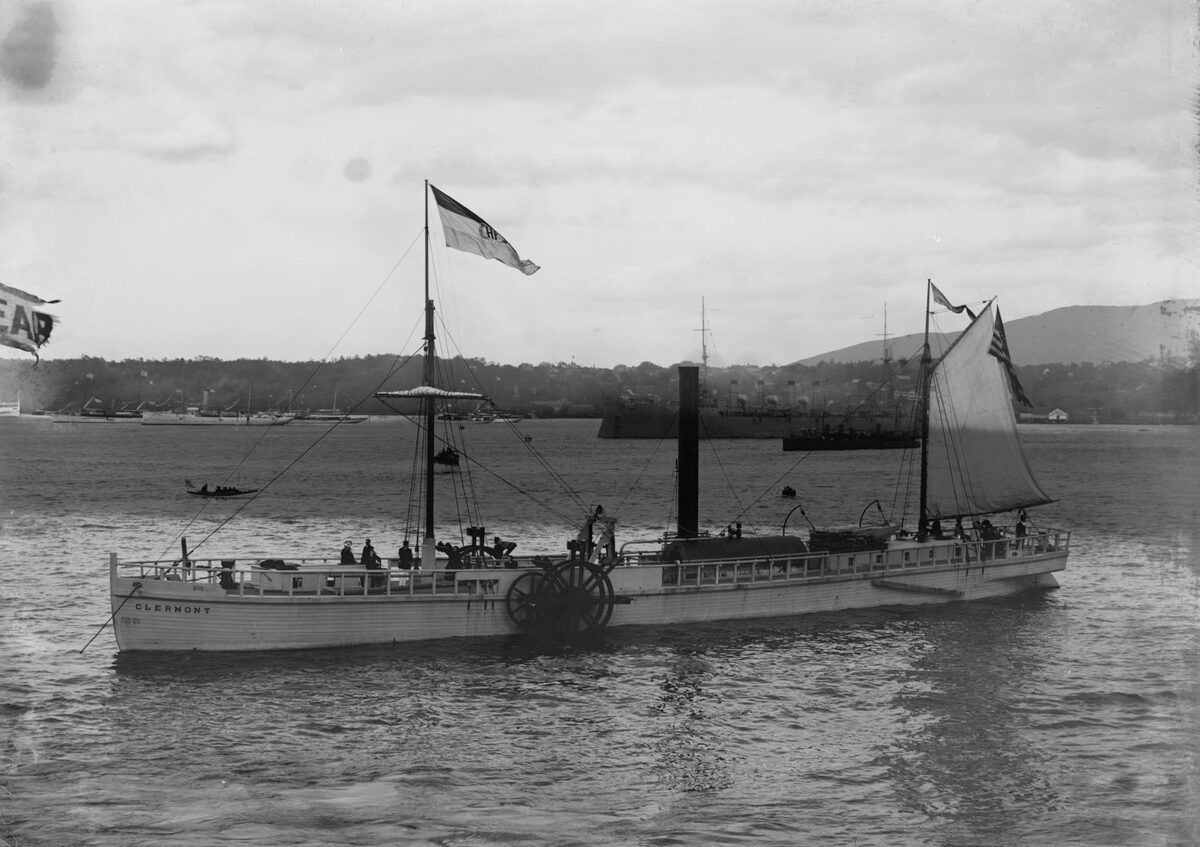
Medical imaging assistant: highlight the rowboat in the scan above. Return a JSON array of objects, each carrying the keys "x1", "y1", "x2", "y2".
[{"x1": 185, "y1": 481, "x2": 259, "y2": 498}]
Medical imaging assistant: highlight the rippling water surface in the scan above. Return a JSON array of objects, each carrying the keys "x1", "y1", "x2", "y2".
[{"x1": 1, "y1": 419, "x2": 1197, "y2": 846}]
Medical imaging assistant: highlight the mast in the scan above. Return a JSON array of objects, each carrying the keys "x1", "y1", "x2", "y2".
[
  {"x1": 372, "y1": 182, "x2": 529, "y2": 567},
  {"x1": 693, "y1": 298, "x2": 710, "y2": 401},
  {"x1": 917, "y1": 280, "x2": 932, "y2": 535},
  {"x1": 880, "y1": 303, "x2": 891, "y2": 365},
  {"x1": 422, "y1": 181, "x2": 437, "y2": 569}
]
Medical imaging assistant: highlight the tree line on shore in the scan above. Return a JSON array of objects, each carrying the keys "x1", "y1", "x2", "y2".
[{"x1": 0, "y1": 353, "x2": 1195, "y2": 424}]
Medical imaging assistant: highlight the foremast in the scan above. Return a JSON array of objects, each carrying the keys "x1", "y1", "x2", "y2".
[
  {"x1": 376, "y1": 181, "x2": 488, "y2": 569},
  {"x1": 916, "y1": 280, "x2": 1052, "y2": 527}
]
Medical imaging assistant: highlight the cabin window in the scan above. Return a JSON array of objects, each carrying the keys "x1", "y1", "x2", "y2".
[{"x1": 903, "y1": 551, "x2": 911, "y2": 562}]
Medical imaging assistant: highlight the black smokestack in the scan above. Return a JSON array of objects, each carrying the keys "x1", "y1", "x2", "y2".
[{"x1": 677, "y1": 365, "x2": 699, "y2": 539}]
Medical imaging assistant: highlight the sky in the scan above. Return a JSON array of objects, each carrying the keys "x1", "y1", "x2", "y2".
[{"x1": 1, "y1": 0, "x2": 1196, "y2": 369}]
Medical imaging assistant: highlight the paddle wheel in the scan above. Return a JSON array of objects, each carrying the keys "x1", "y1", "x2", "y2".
[
  {"x1": 505, "y1": 507, "x2": 619, "y2": 633},
  {"x1": 505, "y1": 560, "x2": 616, "y2": 632}
]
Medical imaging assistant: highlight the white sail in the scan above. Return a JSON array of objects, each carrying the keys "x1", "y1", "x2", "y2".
[{"x1": 925, "y1": 304, "x2": 1051, "y2": 518}]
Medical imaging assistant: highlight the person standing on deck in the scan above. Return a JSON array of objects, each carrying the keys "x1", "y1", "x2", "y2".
[{"x1": 360, "y1": 539, "x2": 381, "y2": 567}]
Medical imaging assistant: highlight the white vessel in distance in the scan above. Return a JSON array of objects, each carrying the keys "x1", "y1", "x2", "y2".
[
  {"x1": 0, "y1": 387, "x2": 20, "y2": 417},
  {"x1": 141, "y1": 389, "x2": 293, "y2": 426}
]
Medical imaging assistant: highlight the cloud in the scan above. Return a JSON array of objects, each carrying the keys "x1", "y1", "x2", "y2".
[
  {"x1": 0, "y1": 0, "x2": 1194, "y2": 367},
  {"x1": 0, "y1": 1, "x2": 58, "y2": 90},
  {"x1": 126, "y1": 112, "x2": 238, "y2": 161}
]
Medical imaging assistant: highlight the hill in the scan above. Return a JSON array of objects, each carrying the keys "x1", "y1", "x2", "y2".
[{"x1": 798, "y1": 300, "x2": 1200, "y2": 366}]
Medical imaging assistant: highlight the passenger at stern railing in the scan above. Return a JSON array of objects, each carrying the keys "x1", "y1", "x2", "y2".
[
  {"x1": 978, "y1": 520, "x2": 1002, "y2": 541},
  {"x1": 397, "y1": 540, "x2": 414, "y2": 570},
  {"x1": 340, "y1": 541, "x2": 356, "y2": 565},
  {"x1": 491, "y1": 536, "x2": 516, "y2": 558},
  {"x1": 360, "y1": 539, "x2": 382, "y2": 568}
]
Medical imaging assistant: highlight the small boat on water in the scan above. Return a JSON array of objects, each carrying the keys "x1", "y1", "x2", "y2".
[
  {"x1": 107, "y1": 188, "x2": 1068, "y2": 652},
  {"x1": 433, "y1": 446, "x2": 461, "y2": 470},
  {"x1": 185, "y1": 480, "x2": 259, "y2": 498}
]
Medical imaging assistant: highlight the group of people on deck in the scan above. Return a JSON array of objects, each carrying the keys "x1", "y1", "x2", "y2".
[
  {"x1": 337, "y1": 535, "x2": 516, "y2": 572},
  {"x1": 927, "y1": 512, "x2": 1028, "y2": 543},
  {"x1": 340, "y1": 539, "x2": 383, "y2": 568}
]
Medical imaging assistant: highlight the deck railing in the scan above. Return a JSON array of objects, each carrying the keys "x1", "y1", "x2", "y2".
[
  {"x1": 619, "y1": 529, "x2": 1069, "y2": 589},
  {"x1": 110, "y1": 556, "x2": 501, "y2": 598},
  {"x1": 112, "y1": 528, "x2": 1069, "y2": 598}
]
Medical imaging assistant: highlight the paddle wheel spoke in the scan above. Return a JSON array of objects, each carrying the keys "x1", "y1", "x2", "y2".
[{"x1": 505, "y1": 572, "x2": 545, "y2": 628}]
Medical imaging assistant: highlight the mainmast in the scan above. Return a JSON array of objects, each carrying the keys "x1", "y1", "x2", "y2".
[
  {"x1": 375, "y1": 181, "x2": 536, "y2": 568},
  {"x1": 917, "y1": 280, "x2": 933, "y2": 536},
  {"x1": 422, "y1": 181, "x2": 437, "y2": 569}
]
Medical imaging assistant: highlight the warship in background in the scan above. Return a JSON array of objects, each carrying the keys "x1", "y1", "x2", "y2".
[{"x1": 598, "y1": 303, "x2": 917, "y2": 446}]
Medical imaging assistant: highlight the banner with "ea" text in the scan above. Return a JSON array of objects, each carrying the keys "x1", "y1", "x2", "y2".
[{"x1": 0, "y1": 282, "x2": 59, "y2": 359}]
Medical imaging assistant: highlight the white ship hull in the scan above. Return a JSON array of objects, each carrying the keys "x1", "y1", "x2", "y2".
[
  {"x1": 110, "y1": 531, "x2": 1067, "y2": 652},
  {"x1": 52, "y1": 414, "x2": 142, "y2": 423},
  {"x1": 141, "y1": 412, "x2": 294, "y2": 426}
]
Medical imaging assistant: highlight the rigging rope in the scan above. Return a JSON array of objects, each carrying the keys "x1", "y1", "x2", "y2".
[
  {"x1": 163, "y1": 231, "x2": 426, "y2": 561},
  {"x1": 173, "y1": 350, "x2": 422, "y2": 559}
]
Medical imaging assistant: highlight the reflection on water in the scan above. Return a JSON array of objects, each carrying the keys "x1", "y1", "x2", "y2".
[
  {"x1": 885, "y1": 595, "x2": 1065, "y2": 847},
  {"x1": 653, "y1": 650, "x2": 730, "y2": 792},
  {"x1": 2, "y1": 422, "x2": 1198, "y2": 846}
]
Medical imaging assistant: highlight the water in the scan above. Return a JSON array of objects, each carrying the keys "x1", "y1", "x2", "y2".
[{"x1": 1, "y1": 419, "x2": 1197, "y2": 846}]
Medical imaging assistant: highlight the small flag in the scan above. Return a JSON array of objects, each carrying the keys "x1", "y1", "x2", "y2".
[
  {"x1": 430, "y1": 185, "x2": 539, "y2": 275},
  {"x1": 0, "y1": 282, "x2": 58, "y2": 360},
  {"x1": 990, "y1": 310, "x2": 1032, "y2": 407},
  {"x1": 930, "y1": 283, "x2": 976, "y2": 319}
]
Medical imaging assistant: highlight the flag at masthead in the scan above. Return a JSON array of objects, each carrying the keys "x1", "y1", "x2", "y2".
[{"x1": 430, "y1": 185, "x2": 540, "y2": 275}]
